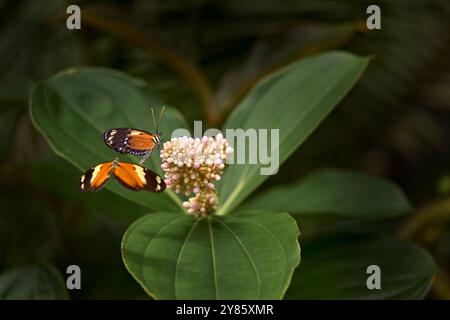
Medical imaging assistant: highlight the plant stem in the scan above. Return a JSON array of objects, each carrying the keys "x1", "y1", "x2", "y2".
[
  {"x1": 218, "y1": 21, "x2": 363, "y2": 121},
  {"x1": 400, "y1": 197, "x2": 450, "y2": 300},
  {"x1": 432, "y1": 272, "x2": 450, "y2": 300},
  {"x1": 400, "y1": 197, "x2": 450, "y2": 239}
]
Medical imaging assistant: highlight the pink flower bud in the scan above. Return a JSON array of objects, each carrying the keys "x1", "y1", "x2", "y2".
[{"x1": 160, "y1": 135, "x2": 230, "y2": 216}]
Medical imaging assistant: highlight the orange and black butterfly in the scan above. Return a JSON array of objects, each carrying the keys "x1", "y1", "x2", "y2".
[
  {"x1": 79, "y1": 158, "x2": 166, "y2": 193},
  {"x1": 103, "y1": 107, "x2": 164, "y2": 164}
]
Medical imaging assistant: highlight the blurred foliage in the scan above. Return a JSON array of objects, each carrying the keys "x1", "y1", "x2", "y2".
[
  {"x1": 243, "y1": 169, "x2": 412, "y2": 219},
  {"x1": 0, "y1": 264, "x2": 69, "y2": 299},
  {"x1": 285, "y1": 234, "x2": 437, "y2": 299},
  {"x1": 1, "y1": 0, "x2": 450, "y2": 299}
]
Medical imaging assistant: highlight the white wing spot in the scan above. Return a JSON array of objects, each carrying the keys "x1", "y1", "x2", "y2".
[
  {"x1": 90, "y1": 165, "x2": 102, "y2": 183},
  {"x1": 134, "y1": 165, "x2": 147, "y2": 184}
]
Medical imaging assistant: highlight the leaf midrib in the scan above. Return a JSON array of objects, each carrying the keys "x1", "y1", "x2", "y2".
[
  {"x1": 208, "y1": 218, "x2": 219, "y2": 300},
  {"x1": 210, "y1": 217, "x2": 262, "y2": 299},
  {"x1": 219, "y1": 62, "x2": 353, "y2": 215}
]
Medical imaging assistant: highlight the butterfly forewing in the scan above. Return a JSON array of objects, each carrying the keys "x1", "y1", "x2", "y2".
[
  {"x1": 79, "y1": 162, "x2": 113, "y2": 192},
  {"x1": 104, "y1": 128, "x2": 156, "y2": 156},
  {"x1": 114, "y1": 162, "x2": 166, "y2": 192}
]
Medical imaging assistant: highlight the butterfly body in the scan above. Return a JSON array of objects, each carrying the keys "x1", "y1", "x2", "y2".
[{"x1": 79, "y1": 158, "x2": 165, "y2": 192}]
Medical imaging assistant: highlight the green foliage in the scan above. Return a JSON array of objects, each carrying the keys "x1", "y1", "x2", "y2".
[
  {"x1": 122, "y1": 211, "x2": 299, "y2": 299},
  {"x1": 285, "y1": 234, "x2": 437, "y2": 299},
  {"x1": 218, "y1": 52, "x2": 369, "y2": 215},
  {"x1": 0, "y1": 0, "x2": 447, "y2": 301},
  {"x1": 32, "y1": 156, "x2": 150, "y2": 222},
  {"x1": 243, "y1": 169, "x2": 412, "y2": 219},
  {"x1": 30, "y1": 51, "x2": 372, "y2": 299},
  {"x1": 0, "y1": 264, "x2": 68, "y2": 300},
  {"x1": 28, "y1": 50, "x2": 440, "y2": 300},
  {"x1": 30, "y1": 68, "x2": 186, "y2": 215}
]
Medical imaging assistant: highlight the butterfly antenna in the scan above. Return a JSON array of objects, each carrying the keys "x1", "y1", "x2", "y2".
[
  {"x1": 156, "y1": 105, "x2": 165, "y2": 131},
  {"x1": 151, "y1": 107, "x2": 157, "y2": 131}
]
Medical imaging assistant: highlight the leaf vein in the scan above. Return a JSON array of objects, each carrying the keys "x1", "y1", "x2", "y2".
[
  {"x1": 210, "y1": 217, "x2": 261, "y2": 299},
  {"x1": 208, "y1": 218, "x2": 219, "y2": 300},
  {"x1": 174, "y1": 218, "x2": 202, "y2": 299}
]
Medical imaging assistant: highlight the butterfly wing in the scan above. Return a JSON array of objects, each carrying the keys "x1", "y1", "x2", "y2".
[
  {"x1": 113, "y1": 162, "x2": 166, "y2": 192},
  {"x1": 79, "y1": 162, "x2": 113, "y2": 192},
  {"x1": 104, "y1": 128, "x2": 156, "y2": 156}
]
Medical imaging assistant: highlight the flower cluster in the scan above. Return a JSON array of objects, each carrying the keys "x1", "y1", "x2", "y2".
[{"x1": 160, "y1": 134, "x2": 233, "y2": 216}]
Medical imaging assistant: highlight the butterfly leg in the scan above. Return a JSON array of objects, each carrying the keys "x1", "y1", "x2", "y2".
[{"x1": 139, "y1": 149, "x2": 153, "y2": 165}]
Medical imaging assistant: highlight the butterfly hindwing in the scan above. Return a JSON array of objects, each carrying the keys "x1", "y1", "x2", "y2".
[
  {"x1": 79, "y1": 162, "x2": 113, "y2": 192},
  {"x1": 79, "y1": 160, "x2": 165, "y2": 193},
  {"x1": 139, "y1": 166, "x2": 166, "y2": 193},
  {"x1": 103, "y1": 128, "x2": 156, "y2": 156},
  {"x1": 113, "y1": 162, "x2": 166, "y2": 192}
]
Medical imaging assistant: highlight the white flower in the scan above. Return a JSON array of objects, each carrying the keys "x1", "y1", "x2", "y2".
[
  {"x1": 182, "y1": 191, "x2": 217, "y2": 216},
  {"x1": 160, "y1": 134, "x2": 233, "y2": 216}
]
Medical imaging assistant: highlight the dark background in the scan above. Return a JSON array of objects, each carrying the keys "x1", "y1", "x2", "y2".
[{"x1": 1, "y1": 0, "x2": 450, "y2": 299}]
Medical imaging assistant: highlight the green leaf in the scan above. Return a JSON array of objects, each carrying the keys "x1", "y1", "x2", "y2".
[
  {"x1": 217, "y1": 51, "x2": 369, "y2": 215},
  {"x1": 243, "y1": 169, "x2": 412, "y2": 219},
  {"x1": 121, "y1": 211, "x2": 300, "y2": 299},
  {"x1": 32, "y1": 156, "x2": 149, "y2": 221},
  {"x1": 0, "y1": 264, "x2": 69, "y2": 300},
  {"x1": 215, "y1": 22, "x2": 359, "y2": 111},
  {"x1": 285, "y1": 234, "x2": 437, "y2": 300},
  {"x1": 30, "y1": 67, "x2": 187, "y2": 213}
]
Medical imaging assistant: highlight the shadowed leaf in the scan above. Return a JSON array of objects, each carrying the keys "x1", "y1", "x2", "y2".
[
  {"x1": 285, "y1": 234, "x2": 436, "y2": 300},
  {"x1": 243, "y1": 169, "x2": 412, "y2": 219},
  {"x1": 0, "y1": 264, "x2": 69, "y2": 300}
]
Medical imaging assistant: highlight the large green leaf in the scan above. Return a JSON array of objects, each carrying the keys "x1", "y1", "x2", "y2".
[
  {"x1": 30, "y1": 67, "x2": 186, "y2": 212},
  {"x1": 0, "y1": 264, "x2": 69, "y2": 300},
  {"x1": 243, "y1": 169, "x2": 412, "y2": 219},
  {"x1": 285, "y1": 234, "x2": 437, "y2": 300},
  {"x1": 32, "y1": 156, "x2": 149, "y2": 221},
  {"x1": 217, "y1": 51, "x2": 369, "y2": 215},
  {"x1": 121, "y1": 211, "x2": 300, "y2": 299}
]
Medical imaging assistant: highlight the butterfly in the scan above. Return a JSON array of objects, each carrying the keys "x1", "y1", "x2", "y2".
[
  {"x1": 103, "y1": 106, "x2": 164, "y2": 164},
  {"x1": 78, "y1": 158, "x2": 166, "y2": 192}
]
